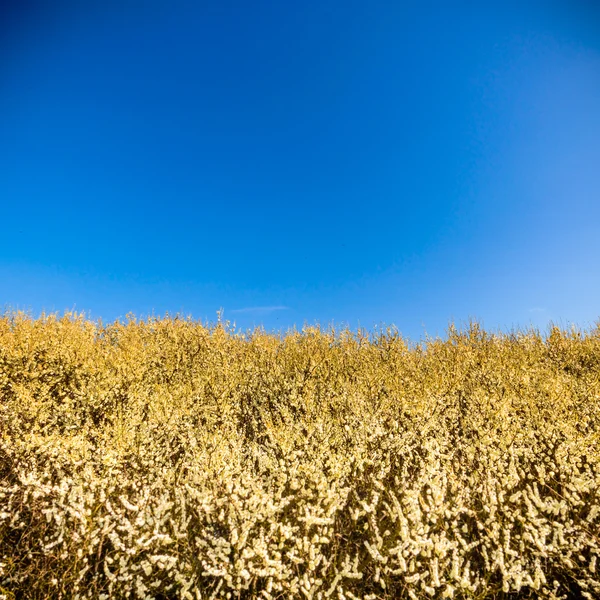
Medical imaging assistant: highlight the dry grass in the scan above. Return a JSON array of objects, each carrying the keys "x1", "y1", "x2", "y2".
[{"x1": 1, "y1": 311, "x2": 599, "y2": 599}]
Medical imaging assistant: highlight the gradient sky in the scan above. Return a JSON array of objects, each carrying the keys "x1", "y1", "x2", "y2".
[{"x1": 1, "y1": 1, "x2": 599, "y2": 341}]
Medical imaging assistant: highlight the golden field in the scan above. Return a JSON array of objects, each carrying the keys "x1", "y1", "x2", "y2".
[{"x1": 0, "y1": 311, "x2": 599, "y2": 600}]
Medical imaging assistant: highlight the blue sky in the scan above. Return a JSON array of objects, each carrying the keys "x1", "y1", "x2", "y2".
[{"x1": 1, "y1": 1, "x2": 599, "y2": 340}]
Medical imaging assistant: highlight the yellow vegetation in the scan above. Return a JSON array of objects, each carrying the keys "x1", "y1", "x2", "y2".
[{"x1": 1, "y1": 311, "x2": 599, "y2": 599}]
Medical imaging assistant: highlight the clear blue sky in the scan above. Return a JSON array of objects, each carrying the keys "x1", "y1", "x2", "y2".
[{"x1": 1, "y1": 1, "x2": 599, "y2": 340}]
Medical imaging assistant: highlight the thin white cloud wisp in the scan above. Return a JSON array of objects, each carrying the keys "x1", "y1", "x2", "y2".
[{"x1": 230, "y1": 306, "x2": 290, "y2": 315}]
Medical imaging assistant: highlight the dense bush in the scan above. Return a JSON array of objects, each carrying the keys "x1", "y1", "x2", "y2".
[{"x1": 1, "y1": 311, "x2": 599, "y2": 599}]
